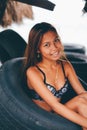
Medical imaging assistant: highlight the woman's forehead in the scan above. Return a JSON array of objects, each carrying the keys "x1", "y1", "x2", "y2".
[{"x1": 42, "y1": 31, "x2": 59, "y2": 40}]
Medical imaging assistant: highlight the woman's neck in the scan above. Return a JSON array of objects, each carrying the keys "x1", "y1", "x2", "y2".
[{"x1": 38, "y1": 59, "x2": 59, "y2": 70}]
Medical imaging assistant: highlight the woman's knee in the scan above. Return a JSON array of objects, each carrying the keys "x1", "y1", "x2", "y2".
[
  {"x1": 79, "y1": 92, "x2": 87, "y2": 100},
  {"x1": 76, "y1": 96, "x2": 87, "y2": 107},
  {"x1": 65, "y1": 95, "x2": 87, "y2": 111},
  {"x1": 76, "y1": 96, "x2": 87, "y2": 115}
]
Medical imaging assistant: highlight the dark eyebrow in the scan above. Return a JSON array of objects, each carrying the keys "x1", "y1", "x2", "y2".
[{"x1": 43, "y1": 41, "x2": 50, "y2": 46}]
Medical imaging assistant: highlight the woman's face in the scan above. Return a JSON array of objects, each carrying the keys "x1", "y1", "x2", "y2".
[{"x1": 38, "y1": 31, "x2": 63, "y2": 61}]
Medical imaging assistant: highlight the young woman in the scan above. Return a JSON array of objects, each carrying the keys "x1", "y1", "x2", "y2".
[{"x1": 23, "y1": 22, "x2": 87, "y2": 130}]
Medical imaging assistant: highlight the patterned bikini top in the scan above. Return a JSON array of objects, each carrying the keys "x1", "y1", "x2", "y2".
[{"x1": 28, "y1": 62, "x2": 69, "y2": 100}]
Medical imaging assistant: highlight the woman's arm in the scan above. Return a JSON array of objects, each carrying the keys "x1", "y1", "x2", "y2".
[
  {"x1": 26, "y1": 67, "x2": 87, "y2": 128},
  {"x1": 65, "y1": 61, "x2": 86, "y2": 94}
]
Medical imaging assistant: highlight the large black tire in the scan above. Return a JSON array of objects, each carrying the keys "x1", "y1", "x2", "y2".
[
  {"x1": 66, "y1": 52, "x2": 87, "y2": 63},
  {"x1": 0, "y1": 29, "x2": 27, "y2": 63},
  {"x1": 64, "y1": 44, "x2": 86, "y2": 54},
  {"x1": 0, "y1": 57, "x2": 82, "y2": 130}
]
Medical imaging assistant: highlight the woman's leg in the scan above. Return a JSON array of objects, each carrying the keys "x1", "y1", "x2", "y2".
[
  {"x1": 83, "y1": 127, "x2": 87, "y2": 130},
  {"x1": 65, "y1": 92, "x2": 87, "y2": 116},
  {"x1": 65, "y1": 93, "x2": 87, "y2": 130}
]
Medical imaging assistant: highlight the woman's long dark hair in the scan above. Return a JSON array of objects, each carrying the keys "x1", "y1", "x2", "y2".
[
  {"x1": 23, "y1": 22, "x2": 57, "y2": 71},
  {"x1": 22, "y1": 22, "x2": 67, "y2": 90}
]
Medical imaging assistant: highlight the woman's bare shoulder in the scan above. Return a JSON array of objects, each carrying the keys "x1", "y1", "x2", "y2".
[
  {"x1": 61, "y1": 60, "x2": 74, "y2": 75},
  {"x1": 26, "y1": 66, "x2": 38, "y2": 77},
  {"x1": 26, "y1": 66, "x2": 43, "y2": 80},
  {"x1": 61, "y1": 60, "x2": 71, "y2": 68},
  {"x1": 27, "y1": 66, "x2": 37, "y2": 73}
]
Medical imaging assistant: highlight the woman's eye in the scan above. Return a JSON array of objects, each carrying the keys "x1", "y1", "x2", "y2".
[
  {"x1": 44, "y1": 43, "x2": 50, "y2": 47},
  {"x1": 54, "y1": 38, "x2": 60, "y2": 43}
]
